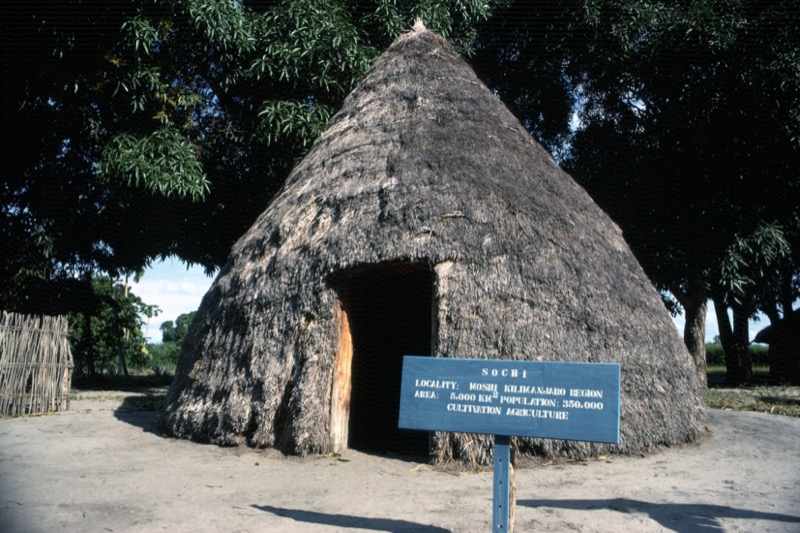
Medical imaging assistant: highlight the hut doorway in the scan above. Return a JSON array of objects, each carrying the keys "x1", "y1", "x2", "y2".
[{"x1": 331, "y1": 263, "x2": 434, "y2": 456}]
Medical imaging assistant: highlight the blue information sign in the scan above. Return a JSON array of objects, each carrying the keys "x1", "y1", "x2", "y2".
[{"x1": 398, "y1": 356, "x2": 620, "y2": 444}]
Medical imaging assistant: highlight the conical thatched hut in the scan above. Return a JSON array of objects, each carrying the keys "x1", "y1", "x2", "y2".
[{"x1": 163, "y1": 23, "x2": 705, "y2": 466}]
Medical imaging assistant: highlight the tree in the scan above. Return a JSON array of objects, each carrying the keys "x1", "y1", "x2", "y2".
[
  {"x1": 545, "y1": 0, "x2": 800, "y2": 385},
  {"x1": 6, "y1": 1, "x2": 798, "y2": 387},
  {"x1": 721, "y1": 223, "x2": 800, "y2": 384},
  {"x1": 469, "y1": 1, "x2": 578, "y2": 157},
  {"x1": 2, "y1": 0, "x2": 506, "y2": 317},
  {"x1": 2, "y1": 0, "x2": 206, "y2": 316},
  {"x1": 69, "y1": 276, "x2": 158, "y2": 375},
  {"x1": 160, "y1": 311, "x2": 196, "y2": 345},
  {"x1": 150, "y1": 310, "x2": 197, "y2": 376}
]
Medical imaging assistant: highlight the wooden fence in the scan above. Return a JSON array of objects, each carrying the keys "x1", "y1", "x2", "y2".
[{"x1": 0, "y1": 312, "x2": 74, "y2": 416}]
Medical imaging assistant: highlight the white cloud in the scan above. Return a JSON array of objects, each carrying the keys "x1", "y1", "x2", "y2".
[{"x1": 131, "y1": 258, "x2": 216, "y2": 343}]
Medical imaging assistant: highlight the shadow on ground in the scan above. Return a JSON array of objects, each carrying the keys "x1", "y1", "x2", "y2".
[
  {"x1": 759, "y1": 395, "x2": 800, "y2": 406},
  {"x1": 70, "y1": 375, "x2": 171, "y2": 436},
  {"x1": 252, "y1": 504, "x2": 451, "y2": 532},
  {"x1": 112, "y1": 393, "x2": 167, "y2": 436},
  {"x1": 519, "y1": 498, "x2": 800, "y2": 533}
]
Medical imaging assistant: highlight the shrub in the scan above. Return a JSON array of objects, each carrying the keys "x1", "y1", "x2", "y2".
[
  {"x1": 706, "y1": 343, "x2": 726, "y2": 366},
  {"x1": 705, "y1": 343, "x2": 770, "y2": 367},
  {"x1": 147, "y1": 342, "x2": 181, "y2": 376},
  {"x1": 750, "y1": 344, "x2": 769, "y2": 366}
]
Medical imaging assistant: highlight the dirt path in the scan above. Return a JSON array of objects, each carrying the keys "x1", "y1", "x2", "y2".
[{"x1": 1, "y1": 392, "x2": 799, "y2": 532}]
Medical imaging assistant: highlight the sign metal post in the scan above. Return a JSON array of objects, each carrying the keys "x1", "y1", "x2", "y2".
[
  {"x1": 398, "y1": 356, "x2": 621, "y2": 532},
  {"x1": 493, "y1": 434, "x2": 511, "y2": 532}
]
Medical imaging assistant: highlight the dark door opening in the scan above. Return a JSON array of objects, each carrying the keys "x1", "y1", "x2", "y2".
[{"x1": 334, "y1": 263, "x2": 433, "y2": 456}]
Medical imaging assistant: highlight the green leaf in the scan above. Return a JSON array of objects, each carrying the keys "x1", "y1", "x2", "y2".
[{"x1": 99, "y1": 129, "x2": 210, "y2": 201}]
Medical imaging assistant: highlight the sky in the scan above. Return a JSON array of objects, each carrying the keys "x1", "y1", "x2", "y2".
[
  {"x1": 133, "y1": 257, "x2": 774, "y2": 346},
  {"x1": 132, "y1": 258, "x2": 216, "y2": 343}
]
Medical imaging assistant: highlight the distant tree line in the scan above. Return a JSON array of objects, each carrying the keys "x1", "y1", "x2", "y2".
[
  {"x1": 68, "y1": 275, "x2": 158, "y2": 376},
  {"x1": 145, "y1": 311, "x2": 197, "y2": 376},
  {"x1": 3, "y1": 1, "x2": 798, "y2": 385},
  {"x1": 69, "y1": 284, "x2": 194, "y2": 377}
]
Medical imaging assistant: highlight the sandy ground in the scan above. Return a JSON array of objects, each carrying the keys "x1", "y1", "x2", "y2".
[{"x1": 1, "y1": 391, "x2": 799, "y2": 533}]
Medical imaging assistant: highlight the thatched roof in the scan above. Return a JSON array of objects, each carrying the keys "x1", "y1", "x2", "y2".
[{"x1": 163, "y1": 23, "x2": 705, "y2": 466}]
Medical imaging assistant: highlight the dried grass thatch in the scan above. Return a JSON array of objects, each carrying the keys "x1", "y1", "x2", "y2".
[{"x1": 163, "y1": 24, "x2": 705, "y2": 466}]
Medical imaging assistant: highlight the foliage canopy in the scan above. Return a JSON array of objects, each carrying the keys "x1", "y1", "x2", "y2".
[
  {"x1": 2, "y1": 0, "x2": 502, "y2": 315},
  {"x1": 3, "y1": 1, "x2": 799, "y2": 385}
]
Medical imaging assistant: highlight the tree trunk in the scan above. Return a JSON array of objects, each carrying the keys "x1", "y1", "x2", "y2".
[
  {"x1": 732, "y1": 303, "x2": 753, "y2": 385},
  {"x1": 117, "y1": 277, "x2": 130, "y2": 377},
  {"x1": 84, "y1": 314, "x2": 96, "y2": 376},
  {"x1": 713, "y1": 297, "x2": 752, "y2": 386},
  {"x1": 117, "y1": 341, "x2": 129, "y2": 376},
  {"x1": 680, "y1": 293, "x2": 708, "y2": 388},
  {"x1": 673, "y1": 281, "x2": 708, "y2": 388}
]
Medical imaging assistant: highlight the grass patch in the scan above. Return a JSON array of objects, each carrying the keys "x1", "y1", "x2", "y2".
[
  {"x1": 705, "y1": 386, "x2": 800, "y2": 417},
  {"x1": 704, "y1": 364, "x2": 800, "y2": 417}
]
